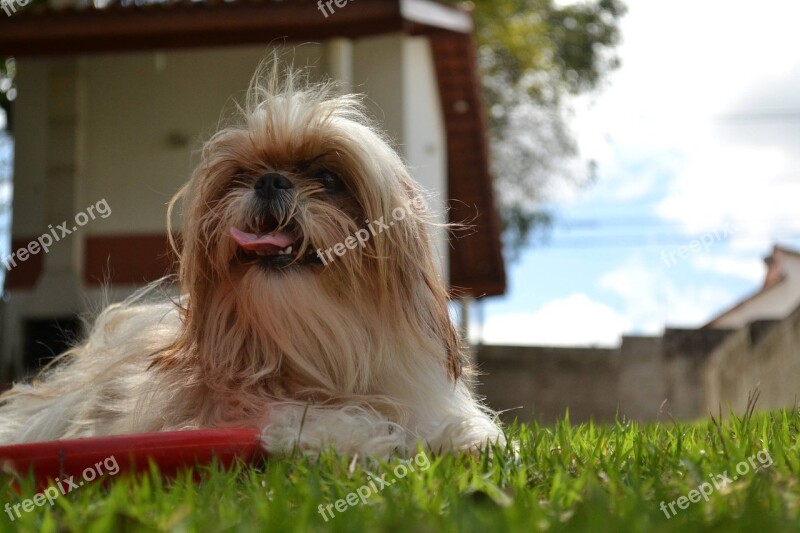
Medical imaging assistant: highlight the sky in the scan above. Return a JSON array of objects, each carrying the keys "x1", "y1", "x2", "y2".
[{"x1": 473, "y1": 0, "x2": 800, "y2": 346}]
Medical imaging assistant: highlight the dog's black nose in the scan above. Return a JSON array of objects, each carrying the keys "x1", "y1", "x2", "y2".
[{"x1": 254, "y1": 173, "x2": 293, "y2": 199}]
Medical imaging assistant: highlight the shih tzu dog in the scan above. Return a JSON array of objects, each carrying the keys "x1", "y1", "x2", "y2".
[{"x1": 0, "y1": 63, "x2": 504, "y2": 456}]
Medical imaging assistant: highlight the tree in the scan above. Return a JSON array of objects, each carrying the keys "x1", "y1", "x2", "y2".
[
  {"x1": 451, "y1": 0, "x2": 625, "y2": 256},
  {"x1": 0, "y1": 57, "x2": 15, "y2": 133}
]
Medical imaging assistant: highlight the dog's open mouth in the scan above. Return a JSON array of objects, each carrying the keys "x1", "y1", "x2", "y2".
[
  {"x1": 230, "y1": 217, "x2": 321, "y2": 268},
  {"x1": 230, "y1": 226, "x2": 295, "y2": 256}
]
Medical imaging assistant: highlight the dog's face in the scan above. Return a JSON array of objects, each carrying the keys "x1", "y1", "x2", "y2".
[
  {"x1": 176, "y1": 89, "x2": 428, "y2": 292},
  {"x1": 227, "y1": 164, "x2": 358, "y2": 270},
  {"x1": 162, "y1": 71, "x2": 462, "y2": 392}
]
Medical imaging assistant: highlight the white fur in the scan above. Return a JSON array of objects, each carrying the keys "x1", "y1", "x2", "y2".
[
  {"x1": 0, "y1": 288, "x2": 503, "y2": 455},
  {"x1": 0, "y1": 64, "x2": 504, "y2": 457}
]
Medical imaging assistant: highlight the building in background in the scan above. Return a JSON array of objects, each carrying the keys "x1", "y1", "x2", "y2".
[
  {"x1": 477, "y1": 244, "x2": 800, "y2": 424},
  {"x1": 705, "y1": 245, "x2": 800, "y2": 329},
  {"x1": 0, "y1": 0, "x2": 506, "y2": 380}
]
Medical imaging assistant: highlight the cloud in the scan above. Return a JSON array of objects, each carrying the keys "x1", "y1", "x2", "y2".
[
  {"x1": 691, "y1": 254, "x2": 765, "y2": 283},
  {"x1": 599, "y1": 258, "x2": 740, "y2": 330},
  {"x1": 476, "y1": 293, "x2": 631, "y2": 347},
  {"x1": 571, "y1": 1, "x2": 800, "y2": 247},
  {"x1": 0, "y1": 180, "x2": 10, "y2": 205},
  {"x1": 655, "y1": 144, "x2": 800, "y2": 249}
]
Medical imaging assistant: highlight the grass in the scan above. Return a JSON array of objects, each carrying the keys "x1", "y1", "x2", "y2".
[{"x1": 2, "y1": 404, "x2": 798, "y2": 532}]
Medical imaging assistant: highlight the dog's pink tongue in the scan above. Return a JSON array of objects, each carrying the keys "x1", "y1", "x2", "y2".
[{"x1": 230, "y1": 227, "x2": 294, "y2": 251}]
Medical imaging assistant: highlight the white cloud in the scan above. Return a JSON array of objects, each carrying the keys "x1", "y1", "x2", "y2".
[
  {"x1": 570, "y1": 1, "x2": 800, "y2": 243},
  {"x1": 475, "y1": 293, "x2": 631, "y2": 347},
  {"x1": 477, "y1": 257, "x2": 749, "y2": 347},
  {"x1": 599, "y1": 258, "x2": 740, "y2": 330},
  {"x1": 655, "y1": 145, "x2": 800, "y2": 246},
  {"x1": 0, "y1": 181, "x2": 11, "y2": 205},
  {"x1": 691, "y1": 254, "x2": 765, "y2": 283}
]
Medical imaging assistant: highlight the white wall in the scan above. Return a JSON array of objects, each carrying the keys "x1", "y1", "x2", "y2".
[
  {"x1": 352, "y1": 34, "x2": 448, "y2": 277},
  {"x1": 79, "y1": 39, "x2": 446, "y2": 247},
  {"x1": 81, "y1": 45, "x2": 323, "y2": 235},
  {"x1": 402, "y1": 37, "x2": 449, "y2": 277}
]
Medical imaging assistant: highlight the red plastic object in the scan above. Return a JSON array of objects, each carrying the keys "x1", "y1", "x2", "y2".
[{"x1": 0, "y1": 429, "x2": 264, "y2": 489}]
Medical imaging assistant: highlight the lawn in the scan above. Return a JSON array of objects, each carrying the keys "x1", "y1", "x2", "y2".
[{"x1": 2, "y1": 404, "x2": 797, "y2": 532}]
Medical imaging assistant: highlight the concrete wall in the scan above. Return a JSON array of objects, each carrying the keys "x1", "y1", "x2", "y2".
[
  {"x1": 703, "y1": 303, "x2": 800, "y2": 415},
  {"x1": 475, "y1": 338, "x2": 703, "y2": 425},
  {"x1": 474, "y1": 306, "x2": 800, "y2": 426},
  {"x1": 617, "y1": 335, "x2": 666, "y2": 421},
  {"x1": 661, "y1": 328, "x2": 734, "y2": 419},
  {"x1": 476, "y1": 337, "x2": 691, "y2": 424},
  {"x1": 476, "y1": 344, "x2": 621, "y2": 424}
]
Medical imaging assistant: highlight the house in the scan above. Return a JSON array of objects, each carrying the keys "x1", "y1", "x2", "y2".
[
  {"x1": 476, "y1": 244, "x2": 800, "y2": 424},
  {"x1": 0, "y1": 0, "x2": 506, "y2": 379},
  {"x1": 705, "y1": 245, "x2": 800, "y2": 329},
  {"x1": 701, "y1": 244, "x2": 800, "y2": 415}
]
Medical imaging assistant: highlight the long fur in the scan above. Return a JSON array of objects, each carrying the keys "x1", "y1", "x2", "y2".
[{"x1": 0, "y1": 62, "x2": 504, "y2": 457}]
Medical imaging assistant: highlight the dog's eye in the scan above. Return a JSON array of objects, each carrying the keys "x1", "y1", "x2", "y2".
[{"x1": 315, "y1": 170, "x2": 343, "y2": 192}]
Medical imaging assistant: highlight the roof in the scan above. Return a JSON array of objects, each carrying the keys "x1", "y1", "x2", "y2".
[
  {"x1": 0, "y1": 0, "x2": 471, "y2": 57},
  {"x1": 703, "y1": 244, "x2": 798, "y2": 328},
  {"x1": 1, "y1": 0, "x2": 506, "y2": 297},
  {"x1": 760, "y1": 244, "x2": 800, "y2": 290},
  {"x1": 430, "y1": 31, "x2": 506, "y2": 297}
]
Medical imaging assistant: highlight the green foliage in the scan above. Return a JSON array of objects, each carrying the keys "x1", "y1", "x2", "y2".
[
  {"x1": 469, "y1": 0, "x2": 624, "y2": 100},
  {"x1": 0, "y1": 58, "x2": 15, "y2": 131},
  {"x1": 450, "y1": 0, "x2": 625, "y2": 256},
  {"x1": 0, "y1": 58, "x2": 14, "y2": 100},
  {"x1": 1, "y1": 409, "x2": 798, "y2": 532}
]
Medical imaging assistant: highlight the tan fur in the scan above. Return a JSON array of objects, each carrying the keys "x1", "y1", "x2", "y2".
[{"x1": 0, "y1": 62, "x2": 503, "y2": 456}]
